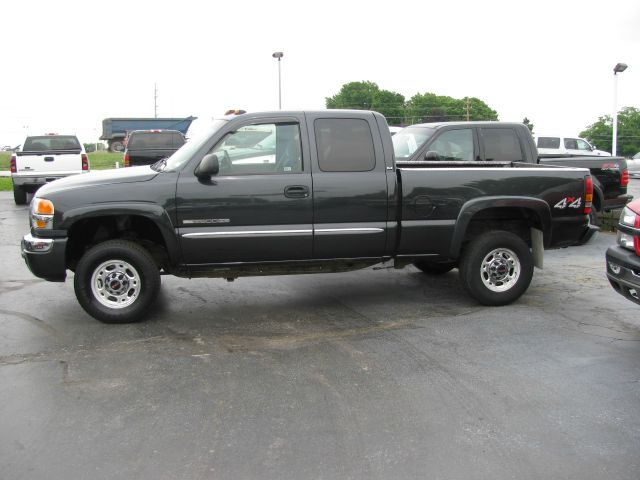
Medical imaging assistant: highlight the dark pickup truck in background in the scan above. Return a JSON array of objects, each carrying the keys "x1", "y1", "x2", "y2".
[
  {"x1": 123, "y1": 130, "x2": 186, "y2": 167},
  {"x1": 398, "y1": 121, "x2": 631, "y2": 225},
  {"x1": 22, "y1": 111, "x2": 595, "y2": 323},
  {"x1": 100, "y1": 117, "x2": 196, "y2": 152}
]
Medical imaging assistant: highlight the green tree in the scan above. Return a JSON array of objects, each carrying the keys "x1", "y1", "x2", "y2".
[
  {"x1": 522, "y1": 117, "x2": 534, "y2": 133},
  {"x1": 405, "y1": 93, "x2": 498, "y2": 124},
  {"x1": 326, "y1": 81, "x2": 405, "y2": 125},
  {"x1": 580, "y1": 107, "x2": 640, "y2": 156}
]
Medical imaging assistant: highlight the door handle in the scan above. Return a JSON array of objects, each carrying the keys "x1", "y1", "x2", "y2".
[
  {"x1": 284, "y1": 185, "x2": 309, "y2": 198},
  {"x1": 44, "y1": 156, "x2": 54, "y2": 162}
]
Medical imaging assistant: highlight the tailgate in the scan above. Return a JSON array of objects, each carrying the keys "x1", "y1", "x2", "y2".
[{"x1": 15, "y1": 152, "x2": 83, "y2": 174}]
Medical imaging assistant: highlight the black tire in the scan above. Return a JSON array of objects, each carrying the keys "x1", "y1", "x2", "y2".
[
  {"x1": 414, "y1": 260, "x2": 456, "y2": 275},
  {"x1": 13, "y1": 184, "x2": 27, "y2": 205},
  {"x1": 459, "y1": 230, "x2": 534, "y2": 306},
  {"x1": 74, "y1": 240, "x2": 160, "y2": 323},
  {"x1": 109, "y1": 140, "x2": 124, "y2": 152}
]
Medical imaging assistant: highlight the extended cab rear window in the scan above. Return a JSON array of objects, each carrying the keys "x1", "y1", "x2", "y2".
[
  {"x1": 537, "y1": 137, "x2": 561, "y2": 149},
  {"x1": 127, "y1": 132, "x2": 185, "y2": 149},
  {"x1": 23, "y1": 135, "x2": 81, "y2": 151},
  {"x1": 315, "y1": 118, "x2": 375, "y2": 172},
  {"x1": 481, "y1": 128, "x2": 523, "y2": 161}
]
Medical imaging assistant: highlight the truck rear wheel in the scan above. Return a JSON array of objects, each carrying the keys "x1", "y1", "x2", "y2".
[
  {"x1": 109, "y1": 140, "x2": 124, "y2": 152},
  {"x1": 459, "y1": 231, "x2": 533, "y2": 306},
  {"x1": 74, "y1": 240, "x2": 160, "y2": 323},
  {"x1": 13, "y1": 184, "x2": 27, "y2": 205}
]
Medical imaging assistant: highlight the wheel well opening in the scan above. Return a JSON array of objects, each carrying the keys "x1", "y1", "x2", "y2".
[
  {"x1": 66, "y1": 215, "x2": 169, "y2": 271},
  {"x1": 462, "y1": 207, "x2": 543, "y2": 249}
]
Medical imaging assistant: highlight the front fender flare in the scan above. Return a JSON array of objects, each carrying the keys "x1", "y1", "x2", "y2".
[{"x1": 61, "y1": 202, "x2": 180, "y2": 266}]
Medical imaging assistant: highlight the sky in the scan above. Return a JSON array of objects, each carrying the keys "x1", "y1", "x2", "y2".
[{"x1": 1, "y1": 0, "x2": 639, "y2": 147}]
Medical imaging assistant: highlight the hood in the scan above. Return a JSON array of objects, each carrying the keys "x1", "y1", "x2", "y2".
[{"x1": 36, "y1": 166, "x2": 158, "y2": 196}]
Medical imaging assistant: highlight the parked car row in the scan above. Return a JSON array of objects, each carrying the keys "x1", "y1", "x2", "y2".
[
  {"x1": 11, "y1": 113, "x2": 640, "y2": 319},
  {"x1": 21, "y1": 111, "x2": 599, "y2": 323}
]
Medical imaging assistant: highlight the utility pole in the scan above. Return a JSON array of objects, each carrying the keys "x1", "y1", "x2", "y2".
[
  {"x1": 465, "y1": 97, "x2": 470, "y2": 121},
  {"x1": 154, "y1": 83, "x2": 159, "y2": 118}
]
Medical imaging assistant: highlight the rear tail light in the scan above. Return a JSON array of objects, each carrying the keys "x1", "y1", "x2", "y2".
[
  {"x1": 621, "y1": 168, "x2": 629, "y2": 187},
  {"x1": 124, "y1": 152, "x2": 130, "y2": 167},
  {"x1": 584, "y1": 175, "x2": 593, "y2": 215},
  {"x1": 81, "y1": 153, "x2": 89, "y2": 171},
  {"x1": 10, "y1": 154, "x2": 17, "y2": 173}
]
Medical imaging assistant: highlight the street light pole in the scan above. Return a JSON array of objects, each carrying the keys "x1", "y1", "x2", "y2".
[
  {"x1": 612, "y1": 62, "x2": 627, "y2": 156},
  {"x1": 272, "y1": 52, "x2": 283, "y2": 110}
]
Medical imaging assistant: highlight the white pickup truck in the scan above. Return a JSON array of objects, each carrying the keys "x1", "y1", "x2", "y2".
[
  {"x1": 534, "y1": 135, "x2": 611, "y2": 157},
  {"x1": 10, "y1": 134, "x2": 90, "y2": 204}
]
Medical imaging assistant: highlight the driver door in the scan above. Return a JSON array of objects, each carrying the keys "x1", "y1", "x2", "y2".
[{"x1": 176, "y1": 118, "x2": 313, "y2": 265}]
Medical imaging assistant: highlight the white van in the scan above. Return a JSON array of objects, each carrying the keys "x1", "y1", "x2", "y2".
[{"x1": 535, "y1": 135, "x2": 610, "y2": 157}]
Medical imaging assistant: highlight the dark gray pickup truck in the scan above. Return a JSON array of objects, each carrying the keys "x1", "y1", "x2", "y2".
[
  {"x1": 400, "y1": 121, "x2": 631, "y2": 225},
  {"x1": 22, "y1": 111, "x2": 596, "y2": 323},
  {"x1": 123, "y1": 129, "x2": 186, "y2": 167}
]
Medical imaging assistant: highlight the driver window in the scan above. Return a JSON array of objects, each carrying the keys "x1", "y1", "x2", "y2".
[
  {"x1": 210, "y1": 123, "x2": 302, "y2": 175},
  {"x1": 428, "y1": 129, "x2": 473, "y2": 161}
]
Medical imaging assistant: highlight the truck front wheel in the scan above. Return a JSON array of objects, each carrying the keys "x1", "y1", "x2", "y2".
[
  {"x1": 74, "y1": 240, "x2": 160, "y2": 323},
  {"x1": 459, "y1": 231, "x2": 533, "y2": 306},
  {"x1": 13, "y1": 184, "x2": 27, "y2": 205}
]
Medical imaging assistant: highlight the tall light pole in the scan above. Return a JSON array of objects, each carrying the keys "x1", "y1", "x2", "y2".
[
  {"x1": 612, "y1": 62, "x2": 627, "y2": 156},
  {"x1": 272, "y1": 52, "x2": 283, "y2": 109}
]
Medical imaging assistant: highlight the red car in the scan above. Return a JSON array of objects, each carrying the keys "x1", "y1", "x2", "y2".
[{"x1": 606, "y1": 199, "x2": 640, "y2": 305}]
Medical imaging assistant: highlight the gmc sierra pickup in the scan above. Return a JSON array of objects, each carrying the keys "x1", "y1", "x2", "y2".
[
  {"x1": 11, "y1": 134, "x2": 89, "y2": 205},
  {"x1": 397, "y1": 122, "x2": 631, "y2": 225},
  {"x1": 22, "y1": 111, "x2": 595, "y2": 323}
]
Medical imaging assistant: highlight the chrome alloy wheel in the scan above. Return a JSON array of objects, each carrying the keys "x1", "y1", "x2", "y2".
[
  {"x1": 480, "y1": 248, "x2": 520, "y2": 292},
  {"x1": 90, "y1": 259, "x2": 141, "y2": 309}
]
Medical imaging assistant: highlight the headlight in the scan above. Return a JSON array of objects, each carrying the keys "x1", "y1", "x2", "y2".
[
  {"x1": 620, "y1": 206, "x2": 637, "y2": 227},
  {"x1": 31, "y1": 197, "x2": 55, "y2": 230},
  {"x1": 617, "y1": 206, "x2": 640, "y2": 255}
]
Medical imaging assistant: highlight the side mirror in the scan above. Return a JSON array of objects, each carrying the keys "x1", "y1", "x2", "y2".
[
  {"x1": 195, "y1": 153, "x2": 219, "y2": 177},
  {"x1": 424, "y1": 151, "x2": 439, "y2": 161}
]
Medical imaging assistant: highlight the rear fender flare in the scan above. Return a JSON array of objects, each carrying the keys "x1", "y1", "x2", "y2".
[{"x1": 449, "y1": 196, "x2": 552, "y2": 258}]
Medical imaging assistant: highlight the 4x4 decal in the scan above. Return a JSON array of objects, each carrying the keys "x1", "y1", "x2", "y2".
[{"x1": 554, "y1": 197, "x2": 582, "y2": 209}]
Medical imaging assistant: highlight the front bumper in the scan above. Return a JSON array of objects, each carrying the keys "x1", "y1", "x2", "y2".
[
  {"x1": 21, "y1": 234, "x2": 67, "y2": 282},
  {"x1": 12, "y1": 174, "x2": 71, "y2": 187},
  {"x1": 606, "y1": 245, "x2": 640, "y2": 306}
]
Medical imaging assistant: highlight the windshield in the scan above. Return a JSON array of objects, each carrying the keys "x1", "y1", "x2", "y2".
[
  {"x1": 392, "y1": 127, "x2": 436, "y2": 160},
  {"x1": 161, "y1": 119, "x2": 229, "y2": 171}
]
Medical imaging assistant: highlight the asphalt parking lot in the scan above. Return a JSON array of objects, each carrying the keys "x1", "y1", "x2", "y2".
[{"x1": 1, "y1": 182, "x2": 639, "y2": 480}]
